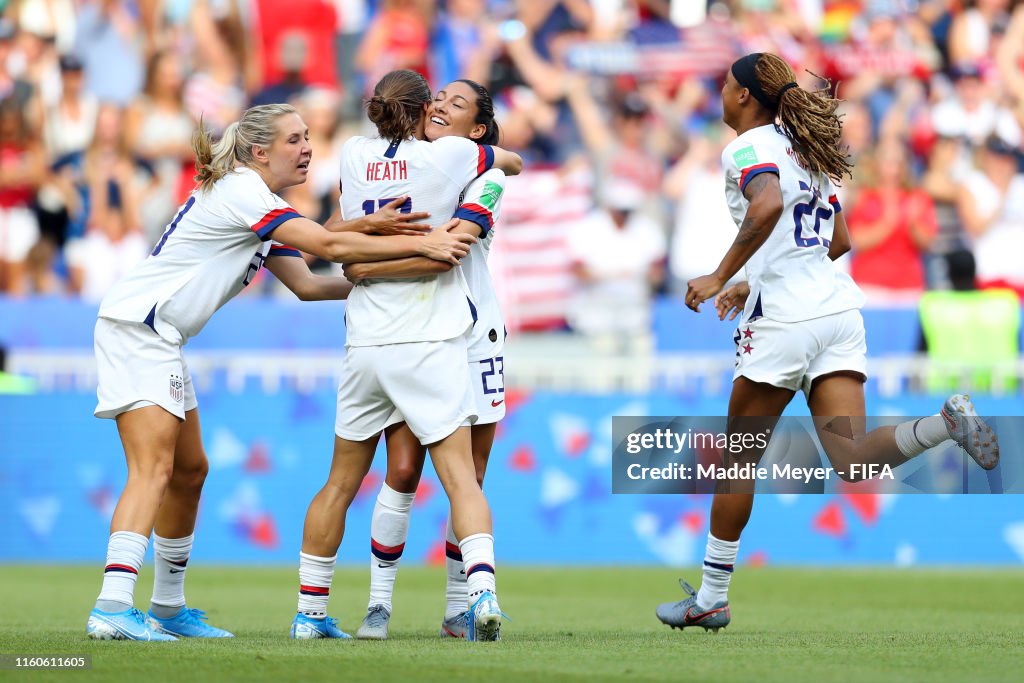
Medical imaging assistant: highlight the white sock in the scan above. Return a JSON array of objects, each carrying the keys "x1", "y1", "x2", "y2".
[
  {"x1": 150, "y1": 533, "x2": 193, "y2": 617},
  {"x1": 460, "y1": 533, "x2": 496, "y2": 600},
  {"x1": 696, "y1": 533, "x2": 738, "y2": 610},
  {"x1": 368, "y1": 483, "x2": 415, "y2": 612},
  {"x1": 297, "y1": 552, "x2": 336, "y2": 618},
  {"x1": 444, "y1": 515, "x2": 467, "y2": 619},
  {"x1": 894, "y1": 415, "x2": 949, "y2": 458},
  {"x1": 96, "y1": 531, "x2": 149, "y2": 610}
]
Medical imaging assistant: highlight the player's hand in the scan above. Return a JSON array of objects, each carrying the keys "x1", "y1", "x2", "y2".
[
  {"x1": 715, "y1": 281, "x2": 750, "y2": 321},
  {"x1": 342, "y1": 262, "x2": 366, "y2": 285},
  {"x1": 685, "y1": 273, "x2": 726, "y2": 313},
  {"x1": 366, "y1": 196, "x2": 432, "y2": 235},
  {"x1": 418, "y1": 219, "x2": 475, "y2": 264}
]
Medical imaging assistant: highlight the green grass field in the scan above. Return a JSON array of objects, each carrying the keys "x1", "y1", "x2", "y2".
[{"x1": 1, "y1": 566, "x2": 1022, "y2": 683}]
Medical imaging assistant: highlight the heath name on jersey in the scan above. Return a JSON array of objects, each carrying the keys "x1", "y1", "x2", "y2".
[{"x1": 339, "y1": 135, "x2": 495, "y2": 347}]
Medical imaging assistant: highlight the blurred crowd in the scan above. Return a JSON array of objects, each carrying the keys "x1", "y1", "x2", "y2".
[{"x1": 0, "y1": 0, "x2": 1022, "y2": 342}]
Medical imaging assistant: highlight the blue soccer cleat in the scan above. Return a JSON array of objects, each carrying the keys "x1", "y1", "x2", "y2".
[
  {"x1": 466, "y1": 591, "x2": 503, "y2": 642},
  {"x1": 147, "y1": 607, "x2": 234, "y2": 638},
  {"x1": 290, "y1": 613, "x2": 352, "y2": 640},
  {"x1": 86, "y1": 607, "x2": 178, "y2": 641},
  {"x1": 656, "y1": 579, "x2": 731, "y2": 633}
]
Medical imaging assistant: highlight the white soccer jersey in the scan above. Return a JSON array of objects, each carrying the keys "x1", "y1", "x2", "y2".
[
  {"x1": 454, "y1": 168, "x2": 506, "y2": 361},
  {"x1": 98, "y1": 167, "x2": 303, "y2": 344},
  {"x1": 339, "y1": 135, "x2": 495, "y2": 346},
  {"x1": 722, "y1": 124, "x2": 865, "y2": 323}
]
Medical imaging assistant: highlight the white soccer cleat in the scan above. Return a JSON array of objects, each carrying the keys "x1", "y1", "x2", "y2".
[
  {"x1": 941, "y1": 394, "x2": 999, "y2": 470},
  {"x1": 355, "y1": 604, "x2": 391, "y2": 640}
]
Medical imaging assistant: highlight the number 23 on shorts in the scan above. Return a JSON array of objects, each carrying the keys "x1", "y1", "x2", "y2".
[{"x1": 481, "y1": 356, "x2": 504, "y2": 399}]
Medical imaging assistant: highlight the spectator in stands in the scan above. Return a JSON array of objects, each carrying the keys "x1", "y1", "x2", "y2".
[
  {"x1": 63, "y1": 104, "x2": 150, "y2": 302},
  {"x1": 948, "y1": 0, "x2": 1012, "y2": 64},
  {"x1": 566, "y1": 179, "x2": 666, "y2": 353},
  {"x1": 956, "y1": 134, "x2": 1024, "y2": 296},
  {"x1": 15, "y1": 19, "x2": 62, "y2": 115},
  {"x1": 664, "y1": 129, "x2": 738, "y2": 292},
  {"x1": 355, "y1": 0, "x2": 433, "y2": 88},
  {"x1": 0, "y1": 98, "x2": 45, "y2": 295},
  {"x1": 253, "y1": 0, "x2": 337, "y2": 90},
  {"x1": 431, "y1": 0, "x2": 501, "y2": 86},
  {"x1": 922, "y1": 134, "x2": 973, "y2": 289},
  {"x1": 249, "y1": 32, "x2": 309, "y2": 107},
  {"x1": 931, "y1": 61, "x2": 1022, "y2": 149},
  {"x1": 847, "y1": 144, "x2": 937, "y2": 300},
  {"x1": 127, "y1": 50, "x2": 196, "y2": 245},
  {"x1": 183, "y1": 0, "x2": 247, "y2": 136},
  {"x1": 33, "y1": 55, "x2": 97, "y2": 288},
  {"x1": 0, "y1": 19, "x2": 34, "y2": 111},
  {"x1": 827, "y1": 2, "x2": 937, "y2": 135},
  {"x1": 73, "y1": 0, "x2": 145, "y2": 106}
]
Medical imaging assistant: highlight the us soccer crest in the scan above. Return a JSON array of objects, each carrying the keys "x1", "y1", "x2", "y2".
[{"x1": 170, "y1": 374, "x2": 184, "y2": 403}]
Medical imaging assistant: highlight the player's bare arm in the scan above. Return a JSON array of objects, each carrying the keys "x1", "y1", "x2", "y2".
[
  {"x1": 324, "y1": 196, "x2": 433, "y2": 236},
  {"x1": 685, "y1": 172, "x2": 783, "y2": 311},
  {"x1": 828, "y1": 211, "x2": 852, "y2": 261},
  {"x1": 266, "y1": 252, "x2": 354, "y2": 301},
  {"x1": 342, "y1": 219, "x2": 483, "y2": 283},
  {"x1": 491, "y1": 147, "x2": 524, "y2": 176},
  {"x1": 271, "y1": 217, "x2": 474, "y2": 265}
]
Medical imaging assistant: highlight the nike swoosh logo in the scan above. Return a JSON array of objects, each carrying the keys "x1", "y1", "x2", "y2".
[
  {"x1": 97, "y1": 614, "x2": 149, "y2": 640},
  {"x1": 169, "y1": 568, "x2": 185, "y2": 574},
  {"x1": 377, "y1": 563, "x2": 391, "y2": 569},
  {"x1": 491, "y1": 399, "x2": 504, "y2": 407},
  {"x1": 685, "y1": 605, "x2": 728, "y2": 624}
]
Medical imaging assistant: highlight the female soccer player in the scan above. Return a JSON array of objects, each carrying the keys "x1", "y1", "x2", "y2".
[
  {"x1": 339, "y1": 79, "x2": 508, "y2": 640},
  {"x1": 655, "y1": 53, "x2": 999, "y2": 633},
  {"x1": 291, "y1": 70, "x2": 522, "y2": 642},
  {"x1": 86, "y1": 103, "x2": 474, "y2": 641}
]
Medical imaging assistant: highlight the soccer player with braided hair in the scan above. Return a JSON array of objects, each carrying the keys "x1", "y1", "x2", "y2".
[{"x1": 655, "y1": 52, "x2": 999, "y2": 633}]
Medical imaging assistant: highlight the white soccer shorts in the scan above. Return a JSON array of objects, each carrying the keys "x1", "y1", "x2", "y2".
[
  {"x1": 94, "y1": 317, "x2": 197, "y2": 420},
  {"x1": 335, "y1": 336, "x2": 478, "y2": 445},
  {"x1": 732, "y1": 308, "x2": 867, "y2": 397},
  {"x1": 470, "y1": 355, "x2": 506, "y2": 425}
]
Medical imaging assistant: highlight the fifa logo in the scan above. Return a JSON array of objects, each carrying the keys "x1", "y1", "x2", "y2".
[{"x1": 169, "y1": 375, "x2": 184, "y2": 403}]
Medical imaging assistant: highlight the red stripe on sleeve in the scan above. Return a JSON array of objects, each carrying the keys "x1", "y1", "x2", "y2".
[{"x1": 251, "y1": 208, "x2": 291, "y2": 233}]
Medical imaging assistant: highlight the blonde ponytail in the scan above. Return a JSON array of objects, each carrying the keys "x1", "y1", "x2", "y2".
[{"x1": 192, "y1": 104, "x2": 299, "y2": 192}]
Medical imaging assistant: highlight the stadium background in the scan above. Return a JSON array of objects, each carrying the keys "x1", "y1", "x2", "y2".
[{"x1": 1, "y1": 0, "x2": 1023, "y2": 570}]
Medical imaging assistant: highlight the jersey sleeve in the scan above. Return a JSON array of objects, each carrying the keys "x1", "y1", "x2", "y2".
[
  {"x1": 723, "y1": 140, "x2": 780, "y2": 195},
  {"x1": 268, "y1": 240, "x2": 302, "y2": 258},
  {"x1": 226, "y1": 171, "x2": 303, "y2": 240},
  {"x1": 823, "y1": 177, "x2": 843, "y2": 214},
  {"x1": 453, "y1": 169, "x2": 506, "y2": 237},
  {"x1": 430, "y1": 136, "x2": 495, "y2": 188}
]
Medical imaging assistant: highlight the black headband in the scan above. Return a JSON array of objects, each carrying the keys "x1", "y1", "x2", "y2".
[{"x1": 731, "y1": 54, "x2": 797, "y2": 111}]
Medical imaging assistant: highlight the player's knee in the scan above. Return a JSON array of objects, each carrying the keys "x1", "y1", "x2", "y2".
[
  {"x1": 386, "y1": 462, "x2": 421, "y2": 493},
  {"x1": 171, "y1": 455, "x2": 209, "y2": 492},
  {"x1": 130, "y1": 456, "x2": 175, "y2": 491}
]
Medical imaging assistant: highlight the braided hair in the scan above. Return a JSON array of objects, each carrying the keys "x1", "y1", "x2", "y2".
[{"x1": 751, "y1": 53, "x2": 852, "y2": 184}]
